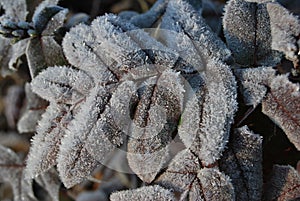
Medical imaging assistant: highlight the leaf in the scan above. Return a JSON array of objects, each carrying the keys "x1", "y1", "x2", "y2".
[
  {"x1": 159, "y1": 0, "x2": 231, "y2": 72},
  {"x1": 0, "y1": 0, "x2": 27, "y2": 76},
  {"x1": 32, "y1": 0, "x2": 60, "y2": 28},
  {"x1": 267, "y1": 2, "x2": 300, "y2": 67},
  {"x1": 0, "y1": 0, "x2": 27, "y2": 22},
  {"x1": 31, "y1": 66, "x2": 94, "y2": 104},
  {"x1": 223, "y1": 0, "x2": 281, "y2": 66},
  {"x1": 26, "y1": 36, "x2": 67, "y2": 78},
  {"x1": 35, "y1": 168, "x2": 61, "y2": 201},
  {"x1": 110, "y1": 185, "x2": 176, "y2": 201},
  {"x1": 57, "y1": 86, "x2": 112, "y2": 188},
  {"x1": 263, "y1": 165, "x2": 300, "y2": 201},
  {"x1": 179, "y1": 59, "x2": 237, "y2": 166},
  {"x1": 129, "y1": 0, "x2": 169, "y2": 28},
  {"x1": 127, "y1": 70, "x2": 185, "y2": 183},
  {"x1": 18, "y1": 83, "x2": 48, "y2": 133},
  {"x1": 220, "y1": 126, "x2": 263, "y2": 201},
  {"x1": 0, "y1": 145, "x2": 37, "y2": 201},
  {"x1": 262, "y1": 75, "x2": 300, "y2": 150},
  {"x1": 156, "y1": 149, "x2": 235, "y2": 200},
  {"x1": 234, "y1": 66, "x2": 276, "y2": 106},
  {"x1": 156, "y1": 149, "x2": 200, "y2": 193},
  {"x1": 25, "y1": 103, "x2": 72, "y2": 179},
  {"x1": 8, "y1": 39, "x2": 28, "y2": 71}
]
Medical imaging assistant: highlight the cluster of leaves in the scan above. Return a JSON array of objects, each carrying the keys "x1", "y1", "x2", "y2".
[{"x1": 0, "y1": 0, "x2": 299, "y2": 200}]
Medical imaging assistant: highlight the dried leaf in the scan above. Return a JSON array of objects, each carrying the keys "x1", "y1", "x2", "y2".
[
  {"x1": 267, "y1": 2, "x2": 300, "y2": 66},
  {"x1": 262, "y1": 75, "x2": 300, "y2": 150},
  {"x1": 263, "y1": 165, "x2": 300, "y2": 201},
  {"x1": 17, "y1": 83, "x2": 48, "y2": 133},
  {"x1": 127, "y1": 70, "x2": 185, "y2": 183},
  {"x1": 223, "y1": 0, "x2": 281, "y2": 66},
  {"x1": 110, "y1": 185, "x2": 176, "y2": 201},
  {"x1": 234, "y1": 66, "x2": 276, "y2": 106},
  {"x1": 0, "y1": 145, "x2": 37, "y2": 201},
  {"x1": 31, "y1": 66, "x2": 94, "y2": 104},
  {"x1": 25, "y1": 103, "x2": 72, "y2": 179},
  {"x1": 179, "y1": 59, "x2": 237, "y2": 166},
  {"x1": 220, "y1": 126, "x2": 263, "y2": 201}
]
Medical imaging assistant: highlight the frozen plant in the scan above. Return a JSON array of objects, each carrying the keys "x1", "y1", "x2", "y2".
[{"x1": 0, "y1": 0, "x2": 299, "y2": 200}]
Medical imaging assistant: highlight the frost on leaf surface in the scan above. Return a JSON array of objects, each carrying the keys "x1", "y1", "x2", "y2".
[
  {"x1": 220, "y1": 126, "x2": 263, "y2": 201},
  {"x1": 31, "y1": 66, "x2": 94, "y2": 104},
  {"x1": 159, "y1": 0, "x2": 231, "y2": 72},
  {"x1": 18, "y1": 83, "x2": 48, "y2": 133},
  {"x1": 0, "y1": 145, "x2": 37, "y2": 201},
  {"x1": 156, "y1": 149, "x2": 235, "y2": 200},
  {"x1": 223, "y1": 0, "x2": 281, "y2": 66},
  {"x1": 127, "y1": 70, "x2": 185, "y2": 183},
  {"x1": 110, "y1": 185, "x2": 176, "y2": 201},
  {"x1": 263, "y1": 165, "x2": 300, "y2": 201},
  {"x1": 179, "y1": 59, "x2": 237, "y2": 166},
  {"x1": 25, "y1": 103, "x2": 72, "y2": 179},
  {"x1": 234, "y1": 66, "x2": 276, "y2": 106},
  {"x1": 262, "y1": 75, "x2": 300, "y2": 150},
  {"x1": 267, "y1": 2, "x2": 300, "y2": 67}
]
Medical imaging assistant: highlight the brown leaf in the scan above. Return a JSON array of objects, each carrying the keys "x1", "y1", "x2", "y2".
[
  {"x1": 263, "y1": 165, "x2": 300, "y2": 201},
  {"x1": 262, "y1": 75, "x2": 300, "y2": 150}
]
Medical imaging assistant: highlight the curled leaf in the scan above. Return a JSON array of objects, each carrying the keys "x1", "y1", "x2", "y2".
[{"x1": 262, "y1": 75, "x2": 300, "y2": 150}]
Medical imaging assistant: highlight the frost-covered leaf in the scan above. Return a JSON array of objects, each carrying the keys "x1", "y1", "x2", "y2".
[
  {"x1": 127, "y1": 70, "x2": 185, "y2": 183},
  {"x1": 0, "y1": 145, "x2": 37, "y2": 201},
  {"x1": 36, "y1": 168, "x2": 61, "y2": 201},
  {"x1": 179, "y1": 59, "x2": 237, "y2": 166},
  {"x1": 57, "y1": 86, "x2": 112, "y2": 188},
  {"x1": 195, "y1": 168, "x2": 235, "y2": 201},
  {"x1": 17, "y1": 83, "x2": 48, "y2": 133},
  {"x1": 129, "y1": 0, "x2": 169, "y2": 28},
  {"x1": 0, "y1": 0, "x2": 27, "y2": 22},
  {"x1": 25, "y1": 103, "x2": 72, "y2": 179},
  {"x1": 156, "y1": 149, "x2": 200, "y2": 193},
  {"x1": 110, "y1": 185, "x2": 176, "y2": 201},
  {"x1": 31, "y1": 66, "x2": 94, "y2": 104},
  {"x1": 262, "y1": 75, "x2": 300, "y2": 150},
  {"x1": 159, "y1": 0, "x2": 231, "y2": 72},
  {"x1": 0, "y1": 0, "x2": 27, "y2": 76},
  {"x1": 8, "y1": 39, "x2": 28, "y2": 71},
  {"x1": 223, "y1": 0, "x2": 281, "y2": 66},
  {"x1": 63, "y1": 15, "x2": 176, "y2": 82},
  {"x1": 263, "y1": 165, "x2": 300, "y2": 201},
  {"x1": 234, "y1": 66, "x2": 276, "y2": 106},
  {"x1": 156, "y1": 149, "x2": 235, "y2": 200},
  {"x1": 26, "y1": 36, "x2": 67, "y2": 78},
  {"x1": 220, "y1": 126, "x2": 263, "y2": 201},
  {"x1": 41, "y1": 6, "x2": 68, "y2": 36},
  {"x1": 267, "y1": 2, "x2": 300, "y2": 67}
]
